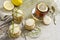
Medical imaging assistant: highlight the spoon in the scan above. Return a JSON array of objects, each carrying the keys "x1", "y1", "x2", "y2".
[
  {"x1": 51, "y1": 6, "x2": 56, "y2": 25},
  {"x1": 22, "y1": 21, "x2": 27, "y2": 40}
]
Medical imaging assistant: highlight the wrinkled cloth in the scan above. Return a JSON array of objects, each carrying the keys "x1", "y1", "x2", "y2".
[
  {"x1": 0, "y1": 13, "x2": 13, "y2": 39},
  {"x1": 0, "y1": 13, "x2": 13, "y2": 28},
  {"x1": 0, "y1": 0, "x2": 60, "y2": 40}
]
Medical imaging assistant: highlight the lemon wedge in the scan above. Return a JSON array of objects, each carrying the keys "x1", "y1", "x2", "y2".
[
  {"x1": 11, "y1": 0, "x2": 23, "y2": 6},
  {"x1": 3, "y1": 1, "x2": 14, "y2": 10}
]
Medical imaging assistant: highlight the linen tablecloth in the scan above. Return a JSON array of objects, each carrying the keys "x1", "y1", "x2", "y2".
[{"x1": 0, "y1": 0, "x2": 60, "y2": 40}]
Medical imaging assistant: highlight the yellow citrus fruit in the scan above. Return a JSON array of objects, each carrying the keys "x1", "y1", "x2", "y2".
[
  {"x1": 3, "y1": 1, "x2": 14, "y2": 10},
  {"x1": 11, "y1": 0, "x2": 23, "y2": 6}
]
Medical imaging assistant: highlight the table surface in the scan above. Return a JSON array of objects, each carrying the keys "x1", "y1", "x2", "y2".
[{"x1": 0, "y1": 0, "x2": 60, "y2": 40}]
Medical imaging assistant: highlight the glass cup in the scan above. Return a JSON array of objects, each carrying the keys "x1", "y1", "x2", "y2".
[{"x1": 33, "y1": 2, "x2": 49, "y2": 20}]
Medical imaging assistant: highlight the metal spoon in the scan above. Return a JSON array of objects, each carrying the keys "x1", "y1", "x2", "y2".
[
  {"x1": 51, "y1": 6, "x2": 56, "y2": 25},
  {"x1": 22, "y1": 21, "x2": 27, "y2": 40}
]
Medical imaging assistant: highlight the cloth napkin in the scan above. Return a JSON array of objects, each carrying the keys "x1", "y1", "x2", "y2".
[{"x1": 0, "y1": 13, "x2": 13, "y2": 28}]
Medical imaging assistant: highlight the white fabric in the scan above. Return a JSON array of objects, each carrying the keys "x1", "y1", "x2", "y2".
[{"x1": 0, "y1": 0, "x2": 60, "y2": 40}]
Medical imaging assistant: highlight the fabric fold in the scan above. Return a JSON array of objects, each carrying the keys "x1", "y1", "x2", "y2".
[{"x1": 0, "y1": 13, "x2": 13, "y2": 28}]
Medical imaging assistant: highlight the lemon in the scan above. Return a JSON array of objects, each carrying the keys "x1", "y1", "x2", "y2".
[
  {"x1": 43, "y1": 15, "x2": 51, "y2": 25},
  {"x1": 3, "y1": 1, "x2": 14, "y2": 10},
  {"x1": 11, "y1": 0, "x2": 23, "y2": 6}
]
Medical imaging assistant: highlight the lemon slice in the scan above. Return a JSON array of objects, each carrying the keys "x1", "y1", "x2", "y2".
[
  {"x1": 12, "y1": 0, "x2": 23, "y2": 6},
  {"x1": 43, "y1": 15, "x2": 51, "y2": 25},
  {"x1": 3, "y1": 1, "x2": 14, "y2": 10}
]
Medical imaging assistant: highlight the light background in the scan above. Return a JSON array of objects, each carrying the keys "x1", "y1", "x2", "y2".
[{"x1": 0, "y1": 0, "x2": 60, "y2": 40}]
